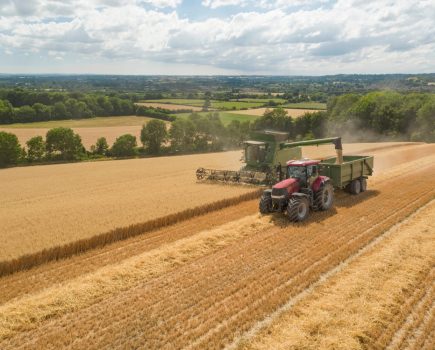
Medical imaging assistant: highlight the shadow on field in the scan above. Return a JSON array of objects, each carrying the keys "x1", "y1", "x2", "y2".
[
  {"x1": 267, "y1": 206, "x2": 338, "y2": 227},
  {"x1": 334, "y1": 189, "x2": 380, "y2": 208},
  {"x1": 265, "y1": 190, "x2": 380, "y2": 228}
]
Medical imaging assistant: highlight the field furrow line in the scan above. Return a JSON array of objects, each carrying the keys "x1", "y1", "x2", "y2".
[
  {"x1": 407, "y1": 299, "x2": 435, "y2": 350},
  {"x1": 387, "y1": 274, "x2": 435, "y2": 350}
]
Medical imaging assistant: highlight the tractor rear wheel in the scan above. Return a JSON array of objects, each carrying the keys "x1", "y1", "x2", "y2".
[
  {"x1": 314, "y1": 182, "x2": 334, "y2": 211},
  {"x1": 286, "y1": 196, "x2": 309, "y2": 222},
  {"x1": 259, "y1": 195, "x2": 272, "y2": 214},
  {"x1": 360, "y1": 177, "x2": 367, "y2": 192},
  {"x1": 350, "y1": 179, "x2": 361, "y2": 195}
]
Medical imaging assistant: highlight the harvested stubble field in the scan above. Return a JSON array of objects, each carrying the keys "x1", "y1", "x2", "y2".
[{"x1": 0, "y1": 142, "x2": 434, "y2": 349}]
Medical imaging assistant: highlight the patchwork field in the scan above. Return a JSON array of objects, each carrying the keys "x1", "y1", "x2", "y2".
[{"x1": 0, "y1": 141, "x2": 434, "y2": 349}]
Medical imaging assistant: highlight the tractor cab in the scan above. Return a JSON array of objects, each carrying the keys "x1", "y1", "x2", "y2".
[{"x1": 286, "y1": 159, "x2": 321, "y2": 187}]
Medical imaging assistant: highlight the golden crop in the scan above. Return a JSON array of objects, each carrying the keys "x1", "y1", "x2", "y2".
[
  {"x1": 0, "y1": 142, "x2": 434, "y2": 350},
  {"x1": 0, "y1": 144, "x2": 434, "y2": 349},
  {"x1": 0, "y1": 151, "x2": 253, "y2": 266}
]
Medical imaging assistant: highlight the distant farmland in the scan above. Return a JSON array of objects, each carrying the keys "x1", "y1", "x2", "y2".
[
  {"x1": 135, "y1": 102, "x2": 203, "y2": 111},
  {"x1": 228, "y1": 107, "x2": 321, "y2": 117}
]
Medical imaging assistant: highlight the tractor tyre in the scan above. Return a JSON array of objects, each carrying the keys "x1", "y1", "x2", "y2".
[
  {"x1": 259, "y1": 195, "x2": 272, "y2": 214},
  {"x1": 360, "y1": 177, "x2": 367, "y2": 192},
  {"x1": 314, "y1": 182, "x2": 334, "y2": 211},
  {"x1": 350, "y1": 179, "x2": 361, "y2": 195},
  {"x1": 286, "y1": 196, "x2": 309, "y2": 222}
]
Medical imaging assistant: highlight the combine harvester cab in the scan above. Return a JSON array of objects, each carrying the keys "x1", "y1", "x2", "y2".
[
  {"x1": 196, "y1": 130, "x2": 302, "y2": 185},
  {"x1": 259, "y1": 137, "x2": 374, "y2": 221}
]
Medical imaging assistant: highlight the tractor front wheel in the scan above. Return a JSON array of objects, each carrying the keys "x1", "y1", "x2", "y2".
[
  {"x1": 259, "y1": 195, "x2": 272, "y2": 214},
  {"x1": 286, "y1": 196, "x2": 309, "y2": 222}
]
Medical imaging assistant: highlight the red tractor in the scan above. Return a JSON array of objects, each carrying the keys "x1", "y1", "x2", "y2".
[
  {"x1": 258, "y1": 137, "x2": 374, "y2": 222},
  {"x1": 259, "y1": 159, "x2": 334, "y2": 222}
]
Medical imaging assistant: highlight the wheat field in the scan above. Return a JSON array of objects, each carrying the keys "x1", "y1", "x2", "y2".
[
  {"x1": 0, "y1": 142, "x2": 434, "y2": 349},
  {"x1": 0, "y1": 150, "x2": 253, "y2": 263}
]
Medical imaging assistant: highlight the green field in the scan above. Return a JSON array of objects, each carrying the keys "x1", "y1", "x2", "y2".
[
  {"x1": 143, "y1": 99, "x2": 205, "y2": 107},
  {"x1": 218, "y1": 112, "x2": 261, "y2": 125},
  {"x1": 230, "y1": 98, "x2": 287, "y2": 104},
  {"x1": 210, "y1": 100, "x2": 264, "y2": 109},
  {"x1": 143, "y1": 99, "x2": 267, "y2": 110},
  {"x1": 175, "y1": 111, "x2": 261, "y2": 126},
  {"x1": 282, "y1": 102, "x2": 327, "y2": 110},
  {"x1": 0, "y1": 116, "x2": 154, "y2": 129}
]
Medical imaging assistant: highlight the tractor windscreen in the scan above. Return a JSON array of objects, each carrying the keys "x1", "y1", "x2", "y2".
[{"x1": 287, "y1": 166, "x2": 306, "y2": 181}]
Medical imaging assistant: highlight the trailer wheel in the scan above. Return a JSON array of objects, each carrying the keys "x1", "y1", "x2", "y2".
[
  {"x1": 259, "y1": 195, "x2": 272, "y2": 214},
  {"x1": 314, "y1": 182, "x2": 334, "y2": 211},
  {"x1": 350, "y1": 179, "x2": 361, "y2": 195},
  {"x1": 360, "y1": 178, "x2": 367, "y2": 192},
  {"x1": 287, "y1": 197, "x2": 309, "y2": 222}
]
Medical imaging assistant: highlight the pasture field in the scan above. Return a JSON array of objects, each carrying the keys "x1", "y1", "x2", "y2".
[
  {"x1": 210, "y1": 100, "x2": 265, "y2": 109},
  {"x1": 142, "y1": 98, "x2": 205, "y2": 106},
  {"x1": 230, "y1": 98, "x2": 287, "y2": 104},
  {"x1": 175, "y1": 111, "x2": 262, "y2": 125},
  {"x1": 283, "y1": 101, "x2": 327, "y2": 109},
  {"x1": 0, "y1": 142, "x2": 434, "y2": 349},
  {"x1": 135, "y1": 102, "x2": 203, "y2": 111},
  {"x1": 143, "y1": 99, "x2": 268, "y2": 110},
  {"x1": 228, "y1": 107, "x2": 320, "y2": 117}
]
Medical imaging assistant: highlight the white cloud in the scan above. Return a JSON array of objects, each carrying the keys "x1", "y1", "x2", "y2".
[
  {"x1": 0, "y1": 0, "x2": 434, "y2": 74},
  {"x1": 202, "y1": 0, "x2": 248, "y2": 9}
]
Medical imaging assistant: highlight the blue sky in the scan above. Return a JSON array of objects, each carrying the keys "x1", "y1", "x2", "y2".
[{"x1": 0, "y1": 0, "x2": 434, "y2": 75}]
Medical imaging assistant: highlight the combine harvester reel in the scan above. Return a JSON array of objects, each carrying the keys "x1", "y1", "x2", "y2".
[{"x1": 196, "y1": 167, "x2": 272, "y2": 185}]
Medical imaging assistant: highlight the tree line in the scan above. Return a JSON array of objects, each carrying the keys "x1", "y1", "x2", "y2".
[
  {"x1": 1, "y1": 91, "x2": 433, "y2": 168},
  {"x1": 0, "y1": 112, "x2": 251, "y2": 167},
  {"x1": 253, "y1": 91, "x2": 435, "y2": 142}
]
